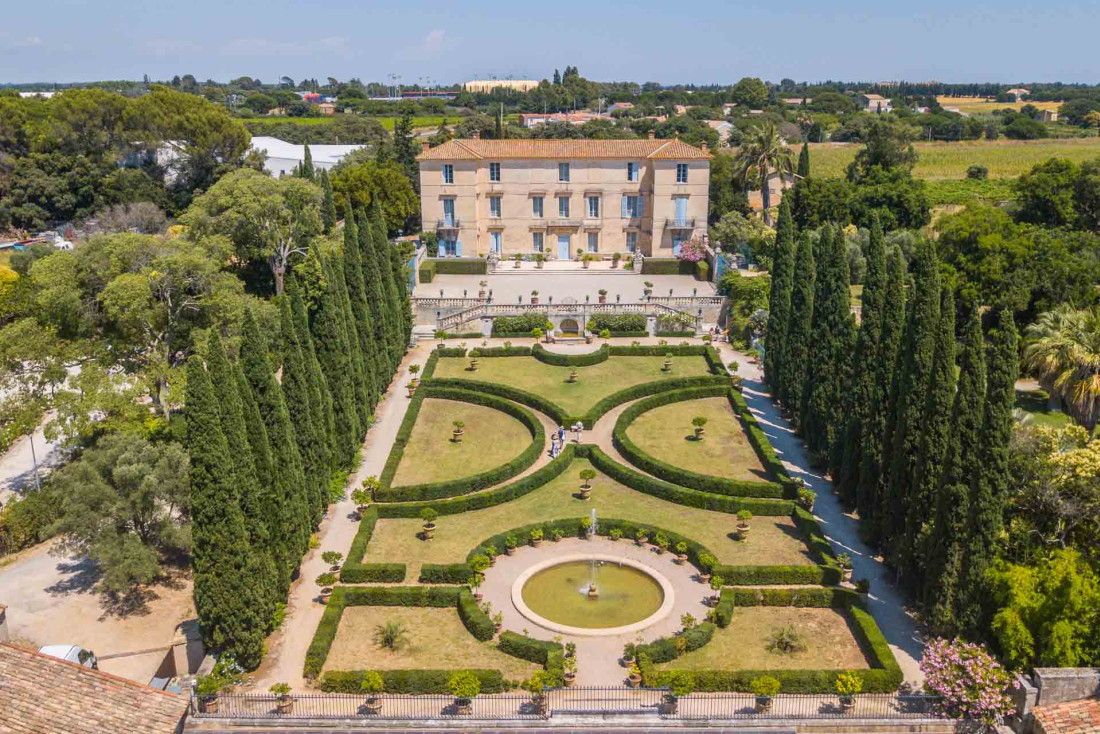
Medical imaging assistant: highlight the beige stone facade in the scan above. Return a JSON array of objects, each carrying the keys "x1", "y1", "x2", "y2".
[{"x1": 417, "y1": 138, "x2": 711, "y2": 258}]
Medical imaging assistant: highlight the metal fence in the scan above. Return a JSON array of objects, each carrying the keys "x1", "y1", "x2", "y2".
[{"x1": 190, "y1": 689, "x2": 945, "y2": 723}]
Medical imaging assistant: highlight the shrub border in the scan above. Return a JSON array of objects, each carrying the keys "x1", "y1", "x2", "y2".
[{"x1": 339, "y1": 506, "x2": 407, "y2": 584}]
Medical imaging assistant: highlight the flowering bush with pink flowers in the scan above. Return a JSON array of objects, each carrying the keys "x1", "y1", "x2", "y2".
[
  {"x1": 676, "y1": 237, "x2": 708, "y2": 263},
  {"x1": 920, "y1": 638, "x2": 1017, "y2": 728}
]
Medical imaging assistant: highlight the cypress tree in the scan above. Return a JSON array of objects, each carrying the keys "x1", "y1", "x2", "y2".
[
  {"x1": 800, "y1": 225, "x2": 856, "y2": 461},
  {"x1": 289, "y1": 283, "x2": 336, "y2": 474},
  {"x1": 239, "y1": 310, "x2": 310, "y2": 594},
  {"x1": 797, "y1": 144, "x2": 811, "y2": 177},
  {"x1": 924, "y1": 303, "x2": 986, "y2": 636},
  {"x1": 320, "y1": 169, "x2": 337, "y2": 234},
  {"x1": 836, "y1": 215, "x2": 886, "y2": 504},
  {"x1": 856, "y1": 246, "x2": 906, "y2": 537},
  {"x1": 204, "y1": 333, "x2": 277, "y2": 622},
  {"x1": 312, "y1": 257, "x2": 362, "y2": 466},
  {"x1": 956, "y1": 307, "x2": 1019, "y2": 635},
  {"x1": 359, "y1": 208, "x2": 398, "y2": 376},
  {"x1": 278, "y1": 296, "x2": 327, "y2": 525},
  {"x1": 328, "y1": 252, "x2": 372, "y2": 431},
  {"x1": 236, "y1": 362, "x2": 275, "y2": 515},
  {"x1": 341, "y1": 209, "x2": 379, "y2": 407},
  {"x1": 780, "y1": 231, "x2": 815, "y2": 414},
  {"x1": 899, "y1": 286, "x2": 957, "y2": 588},
  {"x1": 880, "y1": 240, "x2": 940, "y2": 547},
  {"x1": 186, "y1": 355, "x2": 267, "y2": 669},
  {"x1": 764, "y1": 199, "x2": 795, "y2": 396},
  {"x1": 389, "y1": 243, "x2": 413, "y2": 347},
  {"x1": 370, "y1": 201, "x2": 404, "y2": 367},
  {"x1": 302, "y1": 144, "x2": 315, "y2": 180}
]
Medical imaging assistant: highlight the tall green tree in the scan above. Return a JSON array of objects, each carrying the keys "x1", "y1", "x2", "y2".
[
  {"x1": 836, "y1": 215, "x2": 886, "y2": 504},
  {"x1": 800, "y1": 226, "x2": 856, "y2": 462},
  {"x1": 763, "y1": 199, "x2": 795, "y2": 395},
  {"x1": 204, "y1": 332, "x2": 277, "y2": 621},
  {"x1": 857, "y1": 246, "x2": 906, "y2": 537},
  {"x1": 797, "y1": 144, "x2": 811, "y2": 177},
  {"x1": 186, "y1": 355, "x2": 267, "y2": 669},
  {"x1": 328, "y1": 250, "x2": 373, "y2": 430},
  {"x1": 357, "y1": 208, "x2": 396, "y2": 381},
  {"x1": 288, "y1": 281, "x2": 336, "y2": 472},
  {"x1": 732, "y1": 122, "x2": 795, "y2": 226},
  {"x1": 880, "y1": 240, "x2": 940, "y2": 546},
  {"x1": 341, "y1": 210, "x2": 379, "y2": 406},
  {"x1": 388, "y1": 241, "x2": 413, "y2": 346},
  {"x1": 301, "y1": 144, "x2": 315, "y2": 180},
  {"x1": 320, "y1": 169, "x2": 337, "y2": 234},
  {"x1": 779, "y1": 231, "x2": 815, "y2": 414},
  {"x1": 924, "y1": 304, "x2": 986, "y2": 636},
  {"x1": 239, "y1": 310, "x2": 310, "y2": 595},
  {"x1": 369, "y1": 201, "x2": 404, "y2": 369},
  {"x1": 393, "y1": 109, "x2": 419, "y2": 193},
  {"x1": 235, "y1": 362, "x2": 275, "y2": 522},
  {"x1": 311, "y1": 254, "x2": 362, "y2": 466},
  {"x1": 957, "y1": 307, "x2": 1019, "y2": 636},
  {"x1": 900, "y1": 286, "x2": 957, "y2": 586}
]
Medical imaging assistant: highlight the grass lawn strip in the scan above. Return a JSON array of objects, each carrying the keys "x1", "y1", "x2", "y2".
[
  {"x1": 364, "y1": 459, "x2": 815, "y2": 571},
  {"x1": 656, "y1": 607, "x2": 871, "y2": 671},
  {"x1": 431, "y1": 355, "x2": 712, "y2": 416},
  {"x1": 322, "y1": 606, "x2": 538, "y2": 679},
  {"x1": 626, "y1": 396, "x2": 769, "y2": 482},
  {"x1": 391, "y1": 399, "x2": 531, "y2": 487}
]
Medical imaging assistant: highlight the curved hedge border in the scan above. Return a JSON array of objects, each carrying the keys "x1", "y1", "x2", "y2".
[
  {"x1": 376, "y1": 387, "x2": 544, "y2": 502},
  {"x1": 531, "y1": 343, "x2": 609, "y2": 367},
  {"x1": 653, "y1": 587, "x2": 902, "y2": 694},
  {"x1": 339, "y1": 506, "x2": 407, "y2": 584},
  {"x1": 498, "y1": 632, "x2": 565, "y2": 685},
  {"x1": 613, "y1": 385, "x2": 791, "y2": 499},
  {"x1": 635, "y1": 621, "x2": 716, "y2": 663}
]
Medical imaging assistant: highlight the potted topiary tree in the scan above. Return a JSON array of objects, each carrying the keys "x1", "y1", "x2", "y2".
[
  {"x1": 621, "y1": 642, "x2": 635, "y2": 668},
  {"x1": 697, "y1": 552, "x2": 716, "y2": 583},
  {"x1": 837, "y1": 553, "x2": 853, "y2": 582},
  {"x1": 322, "y1": 551, "x2": 343, "y2": 572},
  {"x1": 609, "y1": 528, "x2": 622, "y2": 542},
  {"x1": 360, "y1": 671, "x2": 384, "y2": 715},
  {"x1": 523, "y1": 671, "x2": 550, "y2": 715},
  {"x1": 855, "y1": 577, "x2": 871, "y2": 594},
  {"x1": 627, "y1": 661, "x2": 642, "y2": 688},
  {"x1": 550, "y1": 529, "x2": 563, "y2": 543},
  {"x1": 643, "y1": 281, "x2": 654, "y2": 297},
  {"x1": 406, "y1": 364, "x2": 421, "y2": 397},
  {"x1": 662, "y1": 353, "x2": 673, "y2": 372},
  {"x1": 598, "y1": 289, "x2": 608, "y2": 304},
  {"x1": 708, "y1": 575, "x2": 724, "y2": 606},
  {"x1": 635, "y1": 528, "x2": 649, "y2": 546},
  {"x1": 737, "y1": 510, "x2": 752, "y2": 539},
  {"x1": 468, "y1": 573, "x2": 483, "y2": 601},
  {"x1": 492, "y1": 610, "x2": 503, "y2": 632},
  {"x1": 435, "y1": 329, "x2": 448, "y2": 347},
  {"x1": 195, "y1": 675, "x2": 223, "y2": 714},
  {"x1": 352, "y1": 476, "x2": 378, "y2": 518},
  {"x1": 582, "y1": 253, "x2": 595, "y2": 269},
  {"x1": 563, "y1": 657, "x2": 578, "y2": 686},
  {"x1": 751, "y1": 676, "x2": 780, "y2": 713},
  {"x1": 420, "y1": 508, "x2": 438, "y2": 540},
  {"x1": 612, "y1": 252, "x2": 622, "y2": 269},
  {"x1": 531, "y1": 327, "x2": 543, "y2": 342},
  {"x1": 662, "y1": 671, "x2": 694, "y2": 715},
  {"x1": 468, "y1": 354, "x2": 479, "y2": 371},
  {"x1": 448, "y1": 671, "x2": 481, "y2": 715},
  {"x1": 531, "y1": 289, "x2": 540, "y2": 304},
  {"x1": 514, "y1": 253, "x2": 523, "y2": 269},
  {"x1": 579, "y1": 469, "x2": 596, "y2": 500},
  {"x1": 316, "y1": 572, "x2": 336, "y2": 604},
  {"x1": 692, "y1": 416, "x2": 707, "y2": 440},
  {"x1": 478, "y1": 280, "x2": 489, "y2": 300},
  {"x1": 567, "y1": 368, "x2": 579, "y2": 383},
  {"x1": 529, "y1": 528, "x2": 544, "y2": 547},
  {"x1": 483, "y1": 544, "x2": 497, "y2": 566},
  {"x1": 600, "y1": 329, "x2": 611, "y2": 341},
  {"x1": 452, "y1": 420, "x2": 465, "y2": 442},
  {"x1": 270, "y1": 683, "x2": 293, "y2": 715},
  {"x1": 504, "y1": 535, "x2": 518, "y2": 556},
  {"x1": 535, "y1": 253, "x2": 546, "y2": 269},
  {"x1": 835, "y1": 671, "x2": 863, "y2": 713},
  {"x1": 796, "y1": 485, "x2": 815, "y2": 512},
  {"x1": 654, "y1": 531, "x2": 669, "y2": 554},
  {"x1": 675, "y1": 541, "x2": 689, "y2": 564}
]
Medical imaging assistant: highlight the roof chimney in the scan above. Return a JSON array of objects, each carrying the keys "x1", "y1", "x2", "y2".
[
  {"x1": 472, "y1": 130, "x2": 480, "y2": 140},
  {"x1": 701, "y1": 142, "x2": 707, "y2": 152},
  {"x1": 647, "y1": 131, "x2": 655, "y2": 140},
  {"x1": 422, "y1": 141, "x2": 430, "y2": 153}
]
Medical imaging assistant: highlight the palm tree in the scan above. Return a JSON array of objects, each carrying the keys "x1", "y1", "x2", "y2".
[
  {"x1": 733, "y1": 122, "x2": 795, "y2": 227},
  {"x1": 1023, "y1": 304, "x2": 1100, "y2": 433}
]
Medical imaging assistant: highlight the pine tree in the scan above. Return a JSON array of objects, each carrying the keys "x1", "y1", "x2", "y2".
[
  {"x1": 289, "y1": 281, "x2": 336, "y2": 473},
  {"x1": 358, "y1": 208, "x2": 396, "y2": 381},
  {"x1": 880, "y1": 240, "x2": 940, "y2": 547},
  {"x1": 797, "y1": 144, "x2": 811, "y2": 177},
  {"x1": 924, "y1": 303, "x2": 986, "y2": 636},
  {"x1": 956, "y1": 307, "x2": 1019, "y2": 636},
  {"x1": 186, "y1": 355, "x2": 267, "y2": 669},
  {"x1": 836, "y1": 216, "x2": 887, "y2": 504},
  {"x1": 278, "y1": 297, "x2": 327, "y2": 525},
  {"x1": 856, "y1": 246, "x2": 906, "y2": 537},
  {"x1": 341, "y1": 209, "x2": 379, "y2": 407},
  {"x1": 779, "y1": 231, "x2": 815, "y2": 414},
  {"x1": 764, "y1": 199, "x2": 795, "y2": 395},
  {"x1": 320, "y1": 169, "x2": 337, "y2": 234},
  {"x1": 311, "y1": 256, "x2": 362, "y2": 466},
  {"x1": 899, "y1": 286, "x2": 956, "y2": 588},
  {"x1": 302, "y1": 144, "x2": 315, "y2": 180},
  {"x1": 800, "y1": 226, "x2": 856, "y2": 462},
  {"x1": 239, "y1": 310, "x2": 310, "y2": 595},
  {"x1": 204, "y1": 333, "x2": 277, "y2": 623}
]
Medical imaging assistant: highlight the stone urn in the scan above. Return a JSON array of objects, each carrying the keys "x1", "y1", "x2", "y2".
[
  {"x1": 454, "y1": 698, "x2": 472, "y2": 716},
  {"x1": 693, "y1": 426, "x2": 705, "y2": 440},
  {"x1": 579, "y1": 486, "x2": 591, "y2": 500},
  {"x1": 676, "y1": 553, "x2": 688, "y2": 565},
  {"x1": 422, "y1": 522, "x2": 436, "y2": 541},
  {"x1": 505, "y1": 545, "x2": 516, "y2": 556},
  {"x1": 199, "y1": 695, "x2": 220, "y2": 714},
  {"x1": 839, "y1": 695, "x2": 855, "y2": 714},
  {"x1": 356, "y1": 504, "x2": 370, "y2": 519},
  {"x1": 276, "y1": 695, "x2": 294, "y2": 715},
  {"x1": 363, "y1": 698, "x2": 383, "y2": 716},
  {"x1": 755, "y1": 695, "x2": 773, "y2": 714},
  {"x1": 319, "y1": 586, "x2": 333, "y2": 605},
  {"x1": 452, "y1": 427, "x2": 464, "y2": 443},
  {"x1": 598, "y1": 294, "x2": 607, "y2": 304},
  {"x1": 738, "y1": 523, "x2": 750, "y2": 539}
]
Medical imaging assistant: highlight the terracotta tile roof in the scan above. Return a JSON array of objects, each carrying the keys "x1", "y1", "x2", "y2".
[
  {"x1": 0, "y1": 643, "x2": 188, "y2": 734},
  {"x1": 1034, "y1": 698, "x2": 1100, "y2": 734},
  {"x1": 417, "y1": 138, "x2": 711, "y2": 161}
]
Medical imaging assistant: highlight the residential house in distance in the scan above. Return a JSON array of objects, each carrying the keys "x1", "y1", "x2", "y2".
[
  {"x1": 518, "y1": 111, "x2": 603, "y2": 128},
  {"x1": 607, "y1": 102, "x2": 634, "y2": 115},
  {"x1": 251, "y1": 136, "x2": 367, "y2": 177},
  {"x1": 1005, "y1": 87, "x2": 1031, "y2": 102},
  {"x1": 860, "y1": 93, "x2": 891, "y2": 112},
  {"x1": 317, "y1": 102, "x2": 336, "y2": 115},
  {"x1": 1038, "y1": 109, "x2": 1059, "y2": 122},
  {"x1": 417, "y1": 135, "x2": 711, "y2": 258},
  {"x1": 705, "y1": 120, "x2": 735, "y2": 145}
]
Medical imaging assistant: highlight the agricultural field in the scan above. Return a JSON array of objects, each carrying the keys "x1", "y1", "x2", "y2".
[
  {"x1": 238, "y1": 115, "x2": 335, "y2": 126},
  {"x1": 934, "y1": 96, "x2": 1062, "y2": 114}
]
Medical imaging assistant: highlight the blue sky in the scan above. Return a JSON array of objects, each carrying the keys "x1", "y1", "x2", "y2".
[{"x1": 2, "y1": 0, "x2": 1097, "y2": 85}]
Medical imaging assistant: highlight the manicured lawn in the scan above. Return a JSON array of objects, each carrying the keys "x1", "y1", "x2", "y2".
[
  {"x1": 322, "y1": 607, "x2": 539, "y2": 677},
  {"x1": 656, "y1": 607, "x2": 871, "y2": 672},
  {"x1": 391, "y1": 399, "x2": 532, "y2": 487},
  {"x1": 431, "y1": 356, "x2": 713, "y2": 416},
  {"x1": 366, "y1": 460, "x2": 813, "y2": 578},
  {"x1": 625, "y1": 397, "x2": 769, "y2": 482},
  {"x1": 1015, "y1": 389, "x2": 1073, "y2": 428}
]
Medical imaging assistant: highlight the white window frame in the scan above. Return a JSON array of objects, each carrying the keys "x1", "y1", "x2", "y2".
[
  {"x1": 623, "y1": 194, "x2": 642, "y2": 218},
  {"x1": 490, "y1": 232, "x2": 502, "y2": 253},
  {"x1": 532, "y1": 232, "x2": 544, "y2": 252},
  {"x1": 489, "y1": 162, "x2": 501, "y2": 182},
  {"x1": 532, "y1": 196, "x2": 544, "y2": 218},
  {"x1": 558, "y1": 196, "x2": 570, "y2": 218},
  {"x1": 676, "y1": 163, "x2": 688, "y2": 184},
  {"x1": 558, "y1": 162, "x2": 570, "y2": 182},
  {"x1": 587, "y1": 196, "x2": 600, "y2": 218},
  {"x1": 489, "y1": 196, "x2": 502, "y2": 218},
  {"x1": 626, "y1": 231, "x2": 637, "y2": 253},
  {"x1": 587, "y1": 232, "x2": 598, "y2": 253},
  {"x1": 442, "y1": 198, "x2": 455, "y2": 224},
  {"x1": 442, "y1": 164, "x2": 454, "y2": 184}
]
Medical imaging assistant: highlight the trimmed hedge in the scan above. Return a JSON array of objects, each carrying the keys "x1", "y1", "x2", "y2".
[
  {"x1": 422, "y1": 347, "x2": 465, "y2": 381},
  {"x1": 320, "y1": 669, "x2": 507, "y2": 694},
  {"x1": 419, "y1": 260, "x2": 435, "y2": 283},
  {"x1": 612, "y1": 385, "x2": 789, "y2": 499},
  {"x1": 656, "y1": 330, "x2": 696, "y2": 338},
  {"x1": 585, "y1": 313, "x2": 647, "y2": 333},
  {"x1": 498, "y1": 631, "x2": 565, "y2": 684},
  {"x1": 729, "y1": 388, "x2": 793, "y2": 484},
  {"x1": 493, "y1": 332, "x2": 541, "y2": 339},
  {"x1": 440, "y1": 331, "x2": 482, "y2": 339},
  {"x1": 608, "y1": 344, "x2": 728, "y2": 376},
  {"x1": 375, "y1": 445, "x2": 577, "y2": 518},
  {"x1": 457, "y1": 588, "x2": 496, "y2": 641},
  {"x1": 531, "y1": 343, "x2": 609, "y2": 367},
  {"x1": 492, "y1": 314, "x2": 547, "y2": 335},
  {"x1": 469, "y1": 346, "x2": 533, "y2": 357},
  {"x1": 418, "y1": 562, "x2": 473, "y2": 584},
  {"x1": 641, "y1": 257, "x2": 694, "y2": 275},
  {"x1": 375, "y1": 387, "x2": 544, "y2": 502},
  {"x1": 635, "y1": 622, "x2": 715, "y2": 663},
  {"x1": 339, "y1": 507, "x2": 408, "y2": 584},
  {"x1": 420, "y1": 258, "x2": 487, "y2": 283},
  {"x1": 609, "y1": 331, "x2": 649, "y2": 338},
  {"x1": 794, "y1": 506, "x2": 842, "y2": 570}
]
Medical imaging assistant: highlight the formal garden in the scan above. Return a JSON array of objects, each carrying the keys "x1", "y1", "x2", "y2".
[{"x1": 296, "y1": 341, "x2": 902, "y2": 713}]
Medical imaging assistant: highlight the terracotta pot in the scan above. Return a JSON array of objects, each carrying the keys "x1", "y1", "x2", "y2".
[
  {"x1": 199, "y1": 695, "x2": 220, "y2": 714},
  {"x1": 676, "y1": 553, "x2": 688, "y2": 564},
  {"x1": 627, "y1": 673, "x2": 642, "y2": 688},
  {"x1": 455, "y1": 699, "x2": 472, "y2": 715},
  {"x1": 356, "y1": 504, "x2": 370, "y2": 518},
  {"x1": 276, "y1": 695, "x2": 293, "y2": 715},
  {"x1": 583, "y1": 261, "x2": 590, "y2": 269},
  {"x1": 319, "y1": 588, "x2": 333, "y2": 605},
  {"x1": 755, "y1": 696, "x2": 773, "y2": 713},
  {"x1": 621, "y1": 656, "x2": 634, "y2": 668},
  {"x1": 840, "y1": 696, "x2": 855, "y2": 714},
  {"x1": 537, "y1": 261, "x2": 545, "y2": 269},
  {"x1": 598, "y1": 295, "x2": 606, "y2": 303},
  {"x1": 531, "y1": 297, "x2": 539, "y2": 304},
  {"x1": 700, "y1": 572, "x2": 711, "y2": 583},
  {"x1": 662, "y1": 697, "x2": 678, "y2": 715},
  {"x1": 531, "y1": 539, "x2": 542, "y2": 548},
  {"x1": 564, "y1": 673, "x2": 577, "y2": 687},
  {"x1": 363, "y1": 698, "x2": 383, "y2": 715},
  {"x1": 505, "y1": 546, "x2": 516, "y2": 556}
]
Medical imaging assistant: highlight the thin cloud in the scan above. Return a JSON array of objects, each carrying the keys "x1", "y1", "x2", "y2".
[{"x1": 419, "y1": 29, "x2": 446, "y2": 57}]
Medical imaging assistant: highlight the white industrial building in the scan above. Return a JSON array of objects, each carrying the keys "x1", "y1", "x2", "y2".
[{"x1": 250, "y1": 136, "x2": 367, "y2": 178}]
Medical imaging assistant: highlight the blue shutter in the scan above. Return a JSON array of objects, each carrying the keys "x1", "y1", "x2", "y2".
[
  {"x1": 455, "y1": 240, "x2": 463, "y2": 257},
  {"x1": 621, "y1": 196, "x2": 628, "y2": 218}
]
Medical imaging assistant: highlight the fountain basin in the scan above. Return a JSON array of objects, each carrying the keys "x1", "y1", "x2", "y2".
[{"x1": 511, "y1": 554, "x2": 675, "y2": 637}]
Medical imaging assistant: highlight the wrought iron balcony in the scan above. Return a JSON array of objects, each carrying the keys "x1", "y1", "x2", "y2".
[
  {"x1": 435, "y1": 219, "x2": 461, "y2": 230},
  {"x1": 665, "y1": 218, "x2": 696, "y2": 229}
]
